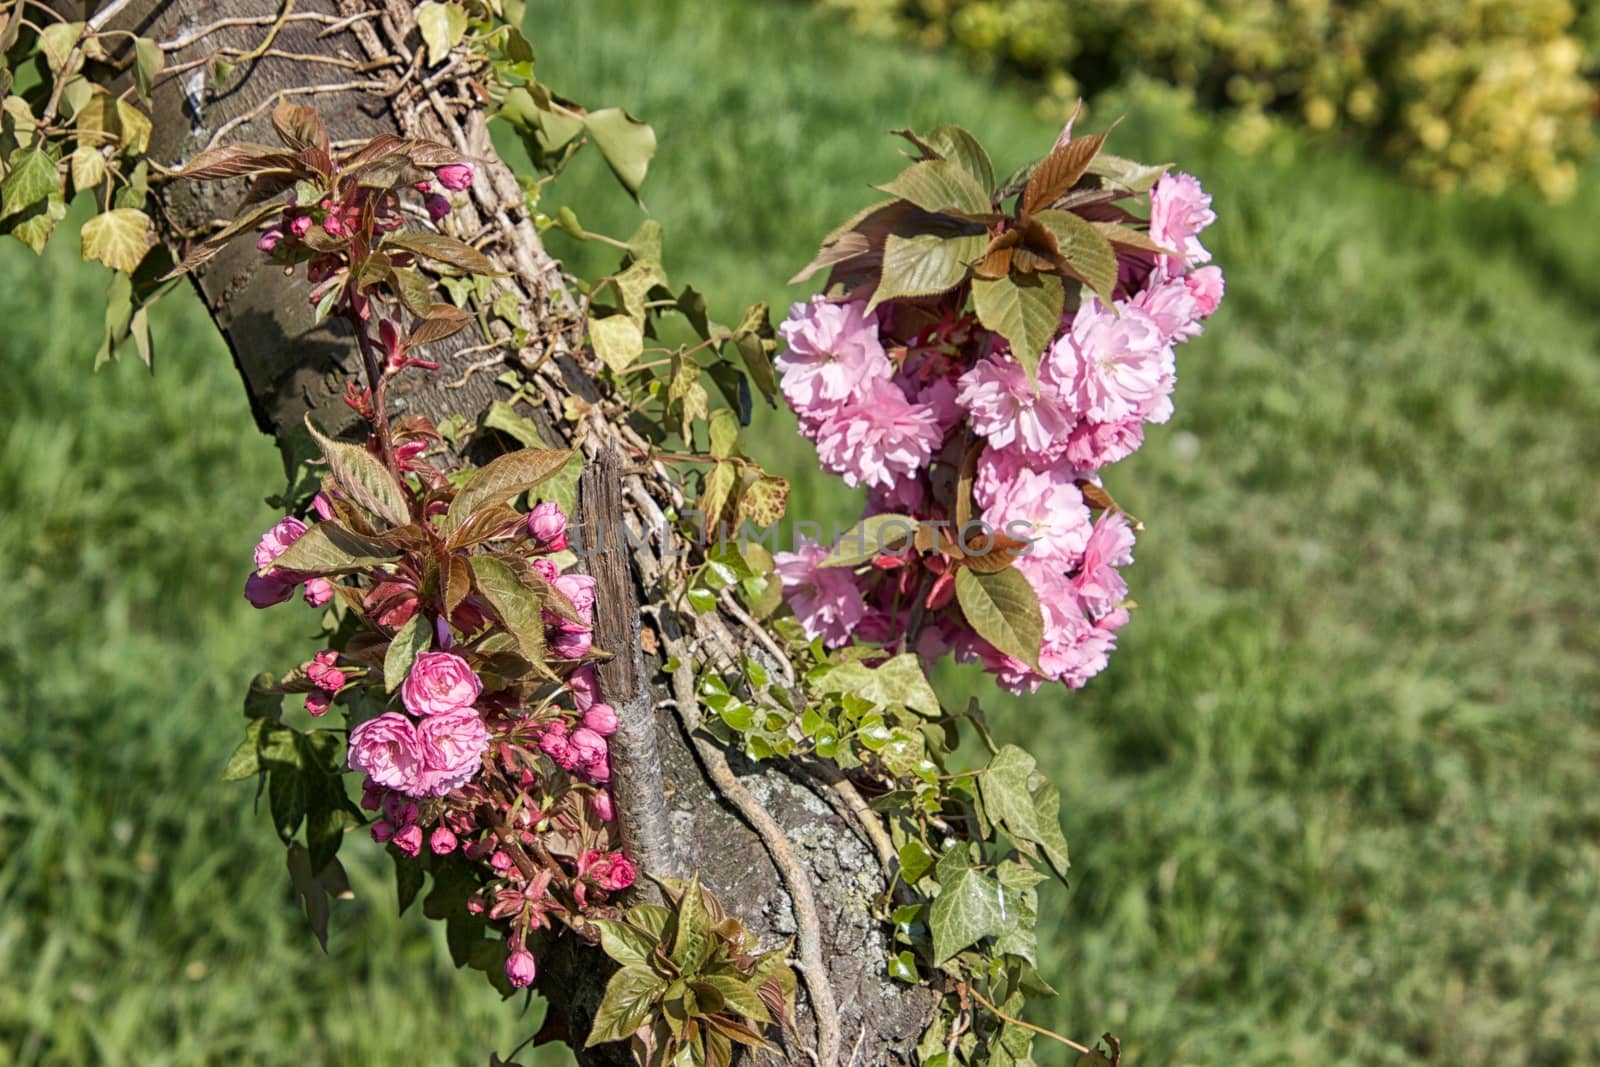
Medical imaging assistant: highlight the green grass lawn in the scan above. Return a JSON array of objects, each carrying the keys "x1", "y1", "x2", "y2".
[{"x1": 3, "y1": 0, "x2": 1598, "y2": 1064}]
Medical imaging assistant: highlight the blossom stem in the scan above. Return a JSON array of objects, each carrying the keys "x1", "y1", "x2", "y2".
[{"x1": 351, "y1": 313, "x2": 405, "y2": 492}]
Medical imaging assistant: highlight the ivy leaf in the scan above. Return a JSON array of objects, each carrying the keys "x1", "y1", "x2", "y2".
[
  {"x1": 132, "y1": 37, "x2": 163, "y2": 99},
  {"x1": 446, "y1": 446, "x2": 572, "y2": 532},
  {"x1": 587, "y1": 965, "x2": 665, "y2": 1046},
  {"x1": 1031, "y1": 780, "x2": 1072, "y2": 883},
  {"x1": 69, "y1": 145, "x2": 105, "y2": 193},
  {"x1": 583, "y1": 108, "x2": 656, "y2": 198},
  {"x1": 699, "y1": 460, "x2": 739, "y2": 539},
  {"x1": 978, "y1": 745, "x2": 1043, "y2": 847},
  {"x1": 80, "y1": 208, "x2": 153, "y2": 272},
  {"x1": 590, "y1": 313, "x2": 643, "y2": 374},
  {"x1": 875, "y1": 159, "x2": 990, "y2": 215},
  {"x1": 871, "y1": 230, "x2": 986, "y2": 309},
  {"x1": 383, "y1": 612, "x2": 431, "y2": 692},
  {"x1": 1031, "y1": 210, "x2": 1118, "y2": 305},
  {"x1": 469, "y1": 555, "x2": 547, "y2": 666},
  {"x1": 898, "y1": 840, "x2": 935, "y2": 885},
  {"x1": 268, "y1": 522, "x2": 401, "y2": 576},
  {"x1": 708, "y1": 409, "x2": 739, "y2": 459},
  {"x1": 305, "y1": 416, "x2": 411, "y2": 528},
  {"x1": 814, "y1": 654, "x2": 940, "y2": 717},
  {"x1": 8, "y1": 194, "x2": 67, "y2": 255},
  {"x1": 821, "y1": 513, "x2": 917, "y2": 567},
  {"x1": 730, "y1": 302, "x2": 778, "y2": 401},
  {"x1": 738, "y1": 476, "x2": 788, "y2": 528},
  {"x1": 594, "y1": 918, "x2": 661, "y2": 969},
  {"x1": 970, "y1": 273, "x2": 1064, "y2": 383},
  {"x1": 929, "y1": 866, "x2": 1007, "y2": 964},
  {"x1": 414, "y1": 1, "x2": 468, "y2": 65},
  {"x1": 2, "y1": 149, "x2": 61, "y2": 221},
  {"x1": 954, "y1": 567, "x2": 1043, "y2": 671},
  {"x1": 38, "y1": 22, "x2": 84, "y2": 75}
]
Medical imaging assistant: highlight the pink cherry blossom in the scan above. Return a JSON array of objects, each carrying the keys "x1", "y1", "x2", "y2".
[
  {"x1": 347, "y1": 713, "x2": 423, "y2": 793},
  {"x1": 811, "y1": 379, "x2": 943, "y2": 491},
  {"x1": 429, "y1": 826, "x2": 459, "y2": 855},
  {"x1": 567, "y1": 664, "x2": 598, "y2": 712},
  {"x1": 1054, "y1": 299, "x2": 1171, "y2": 424},
  {"x1": 590, "y1": 790, "x2": 615, "y2": 822},
  {"x1": 302, "y1": 577, "x2": 334, "y2": 607},
  {"x1": 414, "y1": 708, "x2": 490, "y2": 797},
  {"x1": 1149, "y1": 171, "x2": 1215, "y2": 273},
  {"x1": 1129, "y1": 277, "x2": 1202, "y2": 345},
  {"x1": 1063, "y1": 416, "x2": 1145, "y2": 472},
  {"x1": 981, "y1": 467, "x2": 1092, "y2": 569},
  {"x1": 551, "y1": 573, "x2": 596, "y2": 625},
  {"x1": 956, "y1": 352, "x2": 1075, "y2": 458},
  {"x1": 568, "y1": 727, "x2": 608, "y2": 774},
  {"x1": 401, "y1": 651, "x2": 482, "y2": 717},
  {"x1": 773, "y1": 541, "x2": 868, "y2": 647},
  {"x1": 392, "y1": 822, "x2": 423, "y2": 857},
  {"x1": 526, "y1": 501, "x2": 568, "y2": 551},
  {"x1": 1071, "y1": 512, "x2": 1135, "y2": 618},
  {"x1": 1185, "y1": 265, "x2": 1225, "y2": 317},
  {"x1": 776, "y1": 297, "x2": 893, "y2": 415},
  {"x1": 253, "y1": 516, "x2": 307, "y2": 570}
]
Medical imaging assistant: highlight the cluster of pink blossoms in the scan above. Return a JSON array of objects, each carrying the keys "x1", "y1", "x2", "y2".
[
  {"x1": 243, "y1": 497, "x2": 634, "y2": 989},
  {"x1": 776, "y1": 173, "x2": 1223, "y2": 694}
]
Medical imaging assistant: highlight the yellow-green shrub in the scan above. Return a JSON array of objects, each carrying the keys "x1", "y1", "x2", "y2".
[{"x1": 821, "y1": 0, "x2": 1598, "y2": 199}]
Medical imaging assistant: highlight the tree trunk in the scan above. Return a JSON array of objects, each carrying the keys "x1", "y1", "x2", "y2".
[{"x1": 68, "y1": 0, "x2": 936, "y2": 1060}]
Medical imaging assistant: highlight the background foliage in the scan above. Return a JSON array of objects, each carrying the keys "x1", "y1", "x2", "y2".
[
  {"x1": 821, "y1": 0, "x2": 1600, "y2": 200},
  {"x1": 3, "y1": 0, "x2": 1598, "y2": 1064}
]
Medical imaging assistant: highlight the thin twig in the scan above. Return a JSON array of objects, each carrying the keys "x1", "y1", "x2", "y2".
[
  {"x1": 158, "y1": 10, "x2": 381, "y2": 51},
  {"x1": 205, "y1": 80, "x2": 390, "y2": 148},
  {"x1": 87, "y1": 0, "x2": 135, "y2": 32},
  {"x1": 965, "y1": 985, "x2": 1094, "y2": 1056}
]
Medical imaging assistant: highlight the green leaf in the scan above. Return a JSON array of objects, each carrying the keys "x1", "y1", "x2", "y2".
[
  {"x1": 80, "y1": 208, "x2": 153, "y2": 273},
  {"x1": 415, "y1": 1, "x2": 469, "y2": 65},
  {"x1": 594, "y1": 918, "x2": 661, "y2": 969},
  {"x1": 979, "y1": 745, "x2": 1043, "y2": 847},
  {"x1": 671, "y1": 872, "x2": 714, "y2": 973},
  {"x1": 897, "y1": 839, "x2": 935, "y2": 885},
  {"x1": 469, "y1": 555, "x2": 546, "y2": 665},
  {"x1": 820, "y1": 513, "x2": 917, "y2": 567},
  {"x1": 1088, "y1": 152, "x2": 1170, "y2": 193},
  {"x1": 708, "y1": 408, "x2": 739, "y2": 459},
  {"x1": 875, "y1": 159, "x2": 990, "y2": 215},
  {"x1": 970, "y1": 273, "x2": 1064, "y2": 382},
  {"x1": 731, "y1": 301, "x2": 777, "y2": 401},
  {"x1": 954, "y1": 567, "x2": 1044, "y2": 671},
  {"x1": 888, "y1": 949, "x2": 919, "y2": 983},
  {"x1": 38, "y1": 22, "x2": 83, "y2": 75},
  {"x1": 8, "y1": 194, "x2": 66, "y2": 255},
  {"x1": 132, "y1": 37, "x2": 163, "y2": 99},
  {"x1": 267, "y1": 522, "x2": 401, "y2": 576},
  {"x1": 587, "y1": 965, "x2": 664, "y2": 1046},
  {"x1": 738, "y1": 476, "x2": 788, "y2": 528},
  {"x1": 871, "y1": 230, "x2": 986, "y2": 309},
  {"x1": 383, "y1": 612, "x2": 431, "y2": 692},
  {"x1": 2, "y1": 149, "x2": 60, "y2": 221},
  {"x1": 393, "y1": 852, "x2": 425, "y2": 914},
  {"x1": 814, "y1": 654, "x2": 940, "y2": 717},
  {"x1": 922, "y1": 125, "x2": 995, "y2": 191},
  {"x1": 446, "y1": 446, "x2": 572, "y2": 532},
  {"x1": 1032, "y1": 210, "x2": 1118, "y2": 305},
  {"x1": 1031, "y1": 781, "x2": 1071, "y2": 882},
  {"x1": 590, "y1": 313, "x2": 643, "y2": 374},
  {"x1": 69, "y1": 145, "x2": 104, "y2": 193},
  {"x1": 305, "y1": 416, "x2": 411, "y2": 528},
  {"x1": 929, "y1": 866, "x2": 1008, "y2": 964},
  {"x1": 583, "y1": 108, "x2": 656, "y2": 198},
  {"x1": 699, "y1": 973, "x2": 771, "y2": 1025}
]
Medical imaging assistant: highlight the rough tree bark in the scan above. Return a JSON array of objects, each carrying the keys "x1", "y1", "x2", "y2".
[{"x1": 62, "y1": 0, "x2": 938, "y2": 1061}]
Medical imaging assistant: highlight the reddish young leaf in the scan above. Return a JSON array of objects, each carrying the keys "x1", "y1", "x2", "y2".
[{"x1": 1022, "y1": 129, "x2": 1108, "y2": 215}]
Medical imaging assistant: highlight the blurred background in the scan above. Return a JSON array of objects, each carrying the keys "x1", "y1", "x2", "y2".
[{"x1": 3, "y1": 0, "x2": 1598, "y2": 1063}]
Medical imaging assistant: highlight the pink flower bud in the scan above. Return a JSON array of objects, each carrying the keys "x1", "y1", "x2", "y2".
[
  {"x1": 305, "y1": 691, "x2": 331, "y2": 717},
  {"x1": 568, "y1": 727, "x2": 608, "y2": 770},
  {"x1": 429, "y1": 827, "x2": 458, "y2": 855},
  {"x1": 526, "y1": 501, "x2": 568, "y2": 551},
  {"x1": 597, "y1": 853, "x2": 636, "y2": 892},
  {"x1": 585, "y1": 758, "x2": 611, "y2": 785},
  {"x1": 490, "y1": 850, "x2": 513, "y2": 873},
  {"x1": 314, "y1": 649, "x2": 339, "y2": 667},
  {"x1": 322, "y1": 212, "x2": 344, "y2": 236},
  {"x1": 567, "y1": 664, "x2": 598, "y2": 712},
  {"x1": 505, "y1": 947, "x2": 537, "y2": 988},
  {"x1": 257, "y1": 228, "x2": 283, "y2": 253},
  {"x1": 244, "y1": 572, "x2": 295, "y2": 608},
  {"x1": 393, "y1": 822, "x2": 423, "y2": 857},
  {"x1": 289, "y1": 214, "x2": 312, "y2": 237},
  {"x1": 311, "y1": 492, "x2": 335, "y2": 521},
  {"x1": 436, "y1": 163, "x2": 474, "y2": 192},
  {"x1": 590, "y1": 789, "x2": 615, "y2": 822},
  {"x1": 371, "y1": 820, "x2": 394, "y2": 843},
  {"x1": 360, "y1": 779, "x2": 385, "y2": 811},
  {"x1": 582, "y1": 702, "x2": 618, "y2": 738},
  {"x1": 548, "y1": 625, "x2": 592, "y2": 660},
  {"x1": 466, "y1": 892, "x2": 486, "y2": 914},
  {"x1": 424, "y1": 193, "x2": 451, "y2": 222},
  {"x1": 253, "y1": 516, "x2": 308, "y2": 570}
]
